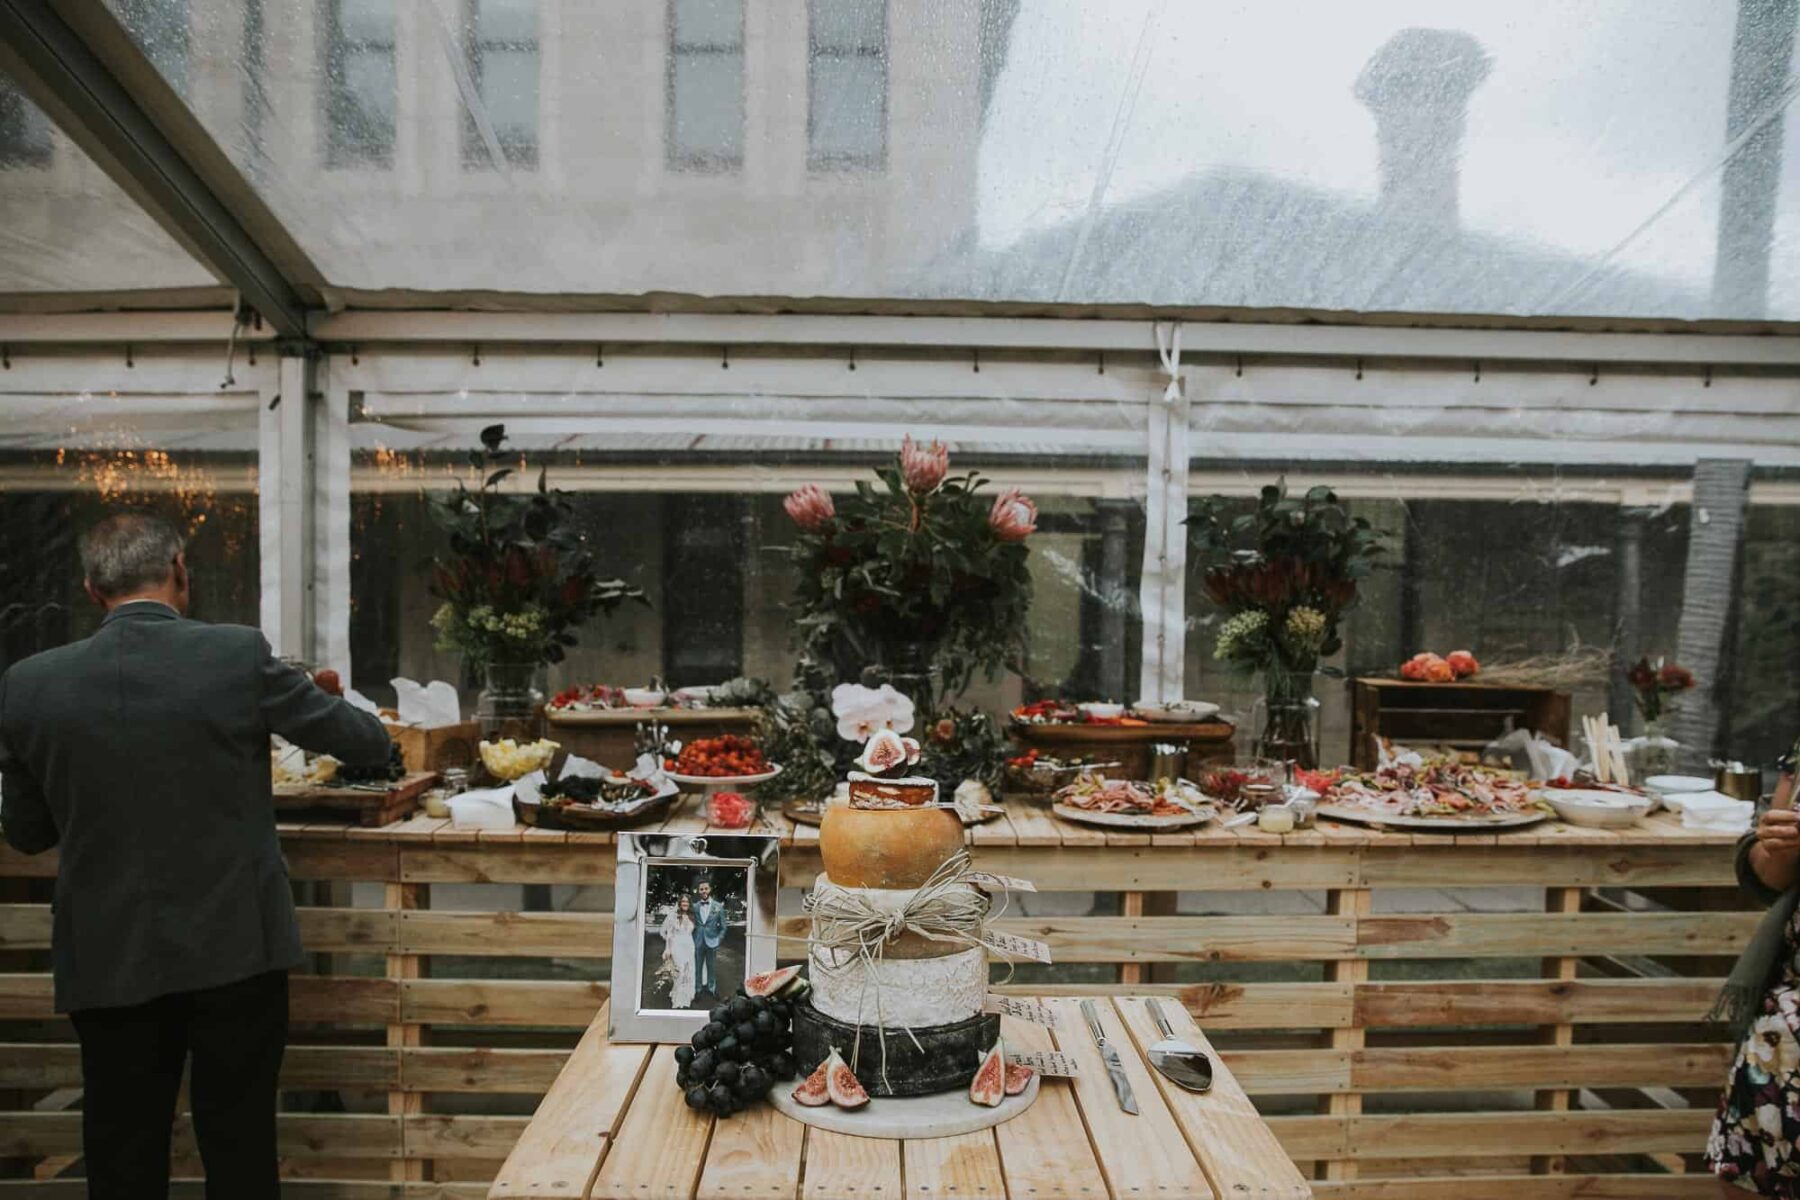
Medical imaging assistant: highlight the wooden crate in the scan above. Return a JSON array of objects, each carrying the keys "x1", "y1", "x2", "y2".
[
  {"x1": 544, "y1": 706, "x2": 758, "y2": 769},
  {"x1": 271, "y1": 771, "x2": 437, "y2": 827},
  {"x1": 1348, "y1": 678, "x2": 1571, "y2": 770},
  {"x1": 1010, "y1": 719, "x2": 1237, "y2": 778},
  {"x1": 386, "y1": 720, "x2": 482, "y2": 775}
]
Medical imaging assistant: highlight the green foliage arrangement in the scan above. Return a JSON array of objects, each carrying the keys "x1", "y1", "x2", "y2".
[{"x1": 428, "y1": 425, "x2": 646, "y2": 667}]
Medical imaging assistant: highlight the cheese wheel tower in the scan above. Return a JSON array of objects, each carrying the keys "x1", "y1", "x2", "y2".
[{"x1": 796, "y1": 728, "x2": 998, "y2": 1096}]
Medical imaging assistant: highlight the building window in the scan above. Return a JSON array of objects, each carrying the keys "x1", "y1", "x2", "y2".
[
  {"x1": 463, "y1": 0, "x2": 539, "y2": 168},
  {"x1": 808, "y1": 0, "x2": 886, "y2": 170},
  {"x1": 323, "y1": 0, "x2": 397, "y2": 167},
  {"x1": 0, "y1": 78, "x2": 53, "y2": 170},
  {"x1": 666, "y1": 0, "x2": 744, "y2": 172},
  {"x1": 116, "y1": 0, "x2": 191, "y2": 96}
]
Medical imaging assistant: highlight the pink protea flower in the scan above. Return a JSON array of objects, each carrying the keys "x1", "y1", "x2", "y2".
[
  {"x1": 783, "y1": 484, "x2": 835, "y2": 531},
  {"x1": 899, "y1": 435, "x2": 949, "y2": 494},
  {"x1": 987, "y1": 488, "x2": 1037, "y2": 541}
]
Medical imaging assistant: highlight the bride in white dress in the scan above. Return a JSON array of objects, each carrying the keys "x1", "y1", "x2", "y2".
[{"x1": 659, "y1": 893, "x2": 697, "y2": 1009}]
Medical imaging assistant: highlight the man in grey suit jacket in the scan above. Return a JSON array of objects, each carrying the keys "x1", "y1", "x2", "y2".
[
  {"x1": 0, "y1": 513, "x2": 392, "y2": 1199},
  {"x1": 692, "y1": 879, "x2": 728, "y2": 997}
]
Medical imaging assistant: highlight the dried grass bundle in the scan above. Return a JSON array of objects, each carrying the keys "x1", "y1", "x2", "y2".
[{"x1": 1476, "y1": 645, "x2": 1615, "y2": 689}]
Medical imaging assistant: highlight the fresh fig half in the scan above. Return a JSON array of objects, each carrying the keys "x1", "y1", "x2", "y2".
[
  {"x1": 744, "y1": 965, "x2": 802, "y2": 997},
  {"x1": 791, "y1": 1057, "x2": 831, "y2": 1107},
  {"x1": 1003, "y1": 1062, "x2": 1034, "y2": 1096},
  {"x1": 824, "y1": 1047, "x2": 869, "y2": 1109},
  {"x1": 856, "y1": 729, "x2": 908, "y2": 775},
  {"x1": 969, "y1": 1041, "x2": 1005, "y2": 1107}
]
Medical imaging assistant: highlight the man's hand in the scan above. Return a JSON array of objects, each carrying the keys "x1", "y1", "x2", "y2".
[{"x1": 1759, "y1": 808, "x2": 1800, "y2": 858}]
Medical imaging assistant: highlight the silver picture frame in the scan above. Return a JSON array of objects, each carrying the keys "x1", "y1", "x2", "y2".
[{"x1": 608, "y1": 832, "x2": 781, "y2": 1043}]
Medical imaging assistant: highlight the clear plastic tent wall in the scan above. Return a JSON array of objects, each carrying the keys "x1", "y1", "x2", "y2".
[{"x1": 0, "y1": 1, "x2": 1798, "y2": 770}]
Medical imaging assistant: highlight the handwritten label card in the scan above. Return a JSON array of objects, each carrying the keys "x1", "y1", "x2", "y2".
[
  {"x1": 983, "y1": 995, "x2": 1060, "y2": 1027},
  {"x1": 981, "y1": 928, "x2": 1053, "y2": 964},
  {"x1": 1007, "y1": 1050, "x2": 1081, "y2": 1077},
  {"x1": 963, "y1": 872, "x2": 1039, "y2": 894}
]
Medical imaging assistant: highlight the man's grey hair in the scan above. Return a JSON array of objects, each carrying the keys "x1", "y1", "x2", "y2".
[{"x1": 79, "y1": 513, "x2": 185, "y2": 598}]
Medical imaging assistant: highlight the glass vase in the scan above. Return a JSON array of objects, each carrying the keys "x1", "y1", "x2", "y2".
[
  {"x1": 1635, "y1": 716, "x2": 1680, "y2": 779},
  {"x1": 477, "y1": 660, "x2": 546, "y2": 740},
  {"x1": 1254, "y1": 668, "x2": 1321, "y2": 769}
]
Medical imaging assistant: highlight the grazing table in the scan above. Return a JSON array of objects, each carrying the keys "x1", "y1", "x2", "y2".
[{"x1": 489, "y1": 994, "x2": 1312, "y2": 1200}]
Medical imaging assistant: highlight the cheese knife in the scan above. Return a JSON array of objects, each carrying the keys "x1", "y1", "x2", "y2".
[
  {"x1": 1144, "y1": 998, "x2": 1213, "y2": 1093},
  {"x1": 1079, "y1": 999, "x2": 1138, "y2": 1115}
]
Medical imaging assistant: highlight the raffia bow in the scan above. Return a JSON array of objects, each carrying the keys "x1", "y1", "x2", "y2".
[{"x1": 796, "y1": 850, "x2": 1020, "y2": 1091}]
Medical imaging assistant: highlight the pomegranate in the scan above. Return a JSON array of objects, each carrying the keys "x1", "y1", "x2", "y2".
[
  {"x1": 1003, "y1": 1062, "x2": 1034, "y2": 1096},
  {"x1": 824, "y1": 1048, "x2": 869, "y2": 1110},
  {"x1": 969, "y1": 1042, "x2": 1004, "y2": 1107},
  {"x1": 1446, "y1": 649, "x2": 1480, "y2": 679},
  {"x1": 791, "y1": 1058, "x2": 831, "y2": 1107}
]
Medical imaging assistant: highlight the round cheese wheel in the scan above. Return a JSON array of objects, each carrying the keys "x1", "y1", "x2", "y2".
[{"x1": 819, "y1": 804, "x2": 964, "y2": 889}]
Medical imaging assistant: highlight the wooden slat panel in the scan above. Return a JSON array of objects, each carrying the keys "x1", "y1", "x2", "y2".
[
  {"x1": 298, "y1": 908, "x2": 401, "y2": 952},
  {"x1": 1269, "y1": 1109, "x2": 1712, "y2": 1160},
  {"x1": 284, "y1": 840, "x2": 401, "y2": 882},
  {"x1": 490, "y1": 1006, "x2": 654, "y2": 1199},
  {"x1": 0, "y1": 1184, "x2": 491, "y2": 1198},
  {"x1": 1309, "y1": 1175, "x2": 1721, "y2": 1199},
  {"x1": 1355, "y1": 978, "x2": 1725, "y2": 1027},
  {"x1": 800, "y1": 1130, "x2": 902, "y2": 1200},
  {"x1": 399, "y1": 980, "x2": 607, "y2": 1028},
  {"x1": 1224, "y1": 1043, "x2": 1734, "y2": 1094},
  {"x1": 1359, "y1": 844, "x2": 1734, "y2": 888},
  {"x1": 0, "y1": 1043, "x2": 78, "y2": 1089},
  {"x1": 903, "y1": 1131, "x2": 1005, "y2": 1200},
  {"x1": 402, "y1": 1047, "x2": 568, "y2": 1094},
  {"x1": 398, "y1": 911, "x2": 609, "y2": 958},
  {"x1": 589, "y1": 1045, "x2": 711, "y2": 1200},
  {"x1": 286, "y1": 1045, "x2": 401, "y2": 1091},
  {"x1": 1044, "y1": 997, "x2": 1214, "y2": 1199},
  {"x1": 293, "y1": 977, "x2": 401, "y2": 1025},
  {"x1": 1355, "y1": 912, "x2": 1756, "y2": 959},
  {"x1": 992, "y1": 1014, "x2": 1110, "y2": 1200},
  {"x1": 1113, "y1": 996, "x2": 1311, "y2": 1199},
  {"x1": 993, "y1": 916, "x2": 1356, "y2": 963},
  {"x1": 402, "y1": 1114, "x2": 529, "y2": 1161},
  {"x1": 694, "y1": 1102, "x2": 805, "y2": 1200},
  {"x1": 399, "y1": 847, "x2": 614, "y2": 886}
]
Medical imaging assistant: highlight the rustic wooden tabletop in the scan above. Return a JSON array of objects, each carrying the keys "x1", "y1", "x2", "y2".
[{"x1": 490, "y1": 994, "x2": 1311, "y2": 1200}]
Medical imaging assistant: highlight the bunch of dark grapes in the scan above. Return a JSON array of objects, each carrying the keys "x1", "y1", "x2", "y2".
[{"x1": 674, "y1": 989, "x2": 798, "y2": 1117}]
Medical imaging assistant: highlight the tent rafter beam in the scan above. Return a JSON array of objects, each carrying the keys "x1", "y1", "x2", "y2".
[{"x1": 0, "y1": 0, "x2": 315, "y2": 339}]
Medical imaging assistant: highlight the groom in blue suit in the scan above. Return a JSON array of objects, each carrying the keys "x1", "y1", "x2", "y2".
[{"x1": 692, "y1": 880, "x2": 727, "y2": 996}]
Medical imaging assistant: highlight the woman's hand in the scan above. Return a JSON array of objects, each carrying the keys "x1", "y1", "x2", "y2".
[{"x1": 1760, "y1": 809, "x2": 1800, "y2": 856}]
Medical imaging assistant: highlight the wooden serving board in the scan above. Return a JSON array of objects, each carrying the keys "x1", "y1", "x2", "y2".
[
  {"x1": 272, "y1": 771, "x2": 435, "y2": 827},
  {"x1": 1313, "y1": 802, "x2": 1549, "y2": 833}
]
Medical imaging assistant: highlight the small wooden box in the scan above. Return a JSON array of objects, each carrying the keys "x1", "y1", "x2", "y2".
[
  {"x1": 1009, "y1": 720, "x2": 1238, "y2": 780},
  {"x1": 1348, "y1": 678, "x2": 1571, "y2": 770},
  {"x1": 386, "y1": 720, "x2": 483, "y2": 775}
]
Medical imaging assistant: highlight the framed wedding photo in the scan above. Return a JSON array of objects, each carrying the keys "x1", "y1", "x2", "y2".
[{"x1": 608, "y1": 833, "x2": 780, "y2": 1043}]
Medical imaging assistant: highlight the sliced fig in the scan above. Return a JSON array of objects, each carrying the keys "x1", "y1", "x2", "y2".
[
  {"x1": 900, "y1": 735, "x2": 922, "y2": 764},
  {"x1": 791, "y1": 1058, "x2": 831, "y2": 1107},
  {"x1": 1003, "y1": 1062, "x2": 1034, "y2": 1096},
  {"x1": 824, "y1": 1047, "x2": 869, "y2": 1110},
  {"x1": 857, "y1": 729, "x2": 908, "y2": 774},
  {"x1": 744, "y1": 965, "x2": 802, "y2": 997},
  {"x1": 969, "y1": 1041, "x2": 1004, "y2": 1107}
]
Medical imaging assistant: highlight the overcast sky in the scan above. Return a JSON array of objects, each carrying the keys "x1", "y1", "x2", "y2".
[{"x1": 976, "y1": 0, "x2": 1795, "y2": 302}]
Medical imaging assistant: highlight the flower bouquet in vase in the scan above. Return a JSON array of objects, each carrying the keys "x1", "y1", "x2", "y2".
[
  {"x1": 1626, "y1": 655, "x2": 1695, "y2": 777},
  {"x1": 782, "y1": 436, "x2": 1036, "y2": 711},
  {"x1": 1190, "y1": 481, "x2": 1384, "y2": 769},
  {"x1": 428, "y1": 425, "x2": 647, "y2": 736}
]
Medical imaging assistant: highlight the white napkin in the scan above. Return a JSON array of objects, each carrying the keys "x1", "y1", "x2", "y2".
[
  {"x1": 344, "y1": 687, "x2": 382, "y2": 717},
  {"x1": 1668, "y1": 790, "x2": 1753, "y2": 833},
  {"x1": 392, "y1": 678, "x2": 461, "y2": 727},
  {"x1": 561, "y1": 754, "x2": 607, "y2": 780},
  {"x1": 447, "y1": 786, "x2": 515, "y2": 829}
]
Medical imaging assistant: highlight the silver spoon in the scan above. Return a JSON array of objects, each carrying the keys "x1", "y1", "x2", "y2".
[{"x1": 1144, "y1": 998, "x2": 1213, "y2": 1093}]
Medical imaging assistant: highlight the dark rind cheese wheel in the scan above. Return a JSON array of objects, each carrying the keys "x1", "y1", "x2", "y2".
[{"x1": 789, "y1": 996, "x2": 1001, "y2": 1098}]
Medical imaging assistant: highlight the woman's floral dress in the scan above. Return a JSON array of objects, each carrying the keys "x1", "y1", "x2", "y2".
[{"x1": 1710, "y1": 898, "x2": 1800, "y2": 1193}]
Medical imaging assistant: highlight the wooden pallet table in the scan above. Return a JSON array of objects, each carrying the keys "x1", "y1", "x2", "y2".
[
  {"x1": 0, "y1": 800, "x2": 1745, "y2": 1195},
  {"x1": 489, "y1": 994, "x2": 1311, "y2": 1200}
]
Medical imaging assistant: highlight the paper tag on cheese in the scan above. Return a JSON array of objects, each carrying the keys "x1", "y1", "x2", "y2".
[
  {"x1": 962, "y1": 871, "x2": 1038, "y2": 894},
  {"x1": 983, "y1": 995, "x2": 1060, "y2": 1027},
  {"x1": 1007, "y1": 1050, "x2": 1080, "y2": 1077},
  {"x1": 981, "y1": 928, "x2": 1053, "y2": 964}
]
